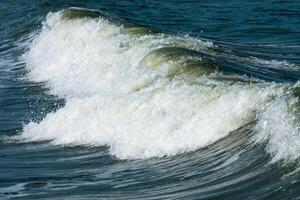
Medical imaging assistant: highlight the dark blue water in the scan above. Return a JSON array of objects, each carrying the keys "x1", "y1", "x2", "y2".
[{"x1": 1, "y1": 1, "x2": 300, "y2": 199}]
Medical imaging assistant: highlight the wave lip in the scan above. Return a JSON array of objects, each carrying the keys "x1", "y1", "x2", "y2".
[{"x1": 21, "y1": 8, "x2": 299, "y2": 161}]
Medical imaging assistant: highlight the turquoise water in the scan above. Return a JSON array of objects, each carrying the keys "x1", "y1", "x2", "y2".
[{"x1": 0, "y1": 1, "x2": 300, "y2": 199}]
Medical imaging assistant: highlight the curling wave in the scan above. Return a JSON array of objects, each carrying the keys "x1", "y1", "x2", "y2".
[{"x1": 21, "y1": 8, "x2": 299, "y2": 160}]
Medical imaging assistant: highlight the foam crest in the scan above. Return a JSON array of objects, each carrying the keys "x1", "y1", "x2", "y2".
[
  {"x1": 21, "y1": 9, "x2": 300, "y2": 160},
  {"x1": 22, "y1": 82, "x2": 283, "y2": 159},
  {"x1": 255, "y1": 94, "x2": 300, "y2": 162}
]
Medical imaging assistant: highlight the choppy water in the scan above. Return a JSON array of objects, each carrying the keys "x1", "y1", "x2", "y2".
[{"x1": 1, "y1": 1, "x2": 300, "y2": 199}]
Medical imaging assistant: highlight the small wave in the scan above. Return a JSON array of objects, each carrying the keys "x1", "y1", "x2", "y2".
[
  {"x1": 0, "y1": 183, "x2": 28, "y2": 199},
  {"x1": 247, "y1": 57, "x2": 300, "y2": 71}
]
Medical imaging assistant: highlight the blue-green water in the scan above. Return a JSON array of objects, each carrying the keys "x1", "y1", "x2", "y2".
[{"x1": 1, "y1": 1, "x2": 300, "y2": 199}]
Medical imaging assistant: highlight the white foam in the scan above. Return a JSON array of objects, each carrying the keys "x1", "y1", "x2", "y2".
[
  {"x1": 254, "y1": 94, "x2": 300, "y2": 163},
  {"x1": 247, "y1": 56, "x2": 299, "y2": 71},
  {"x1": 21, "y1": 10, "x2": 300, "y2": 160}
]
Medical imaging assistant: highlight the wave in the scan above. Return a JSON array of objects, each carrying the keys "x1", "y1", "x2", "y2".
[{"x1": 20, "y1": 8, "x2": 299, "y2": 161}]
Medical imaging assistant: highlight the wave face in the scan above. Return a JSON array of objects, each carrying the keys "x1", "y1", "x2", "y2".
[
  {"x1": 1, "y1": 3, "x2": 300, "y2": 200},
  {"x1": 20, "y1": 8, "x2": 299, "y2": 161}
]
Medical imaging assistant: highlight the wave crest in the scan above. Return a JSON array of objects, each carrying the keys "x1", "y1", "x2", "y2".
[{"x1": 21, "y1": 8, "x2": 299, "y2": 160}]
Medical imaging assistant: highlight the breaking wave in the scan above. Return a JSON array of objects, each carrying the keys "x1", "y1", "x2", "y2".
[{"x1": 20, "y1": 8, "x2": 299, "y2": 161}]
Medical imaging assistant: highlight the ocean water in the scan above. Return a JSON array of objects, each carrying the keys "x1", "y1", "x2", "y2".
[{"x1": 0, "y1": 1, "x2": 300, "y2": 199}]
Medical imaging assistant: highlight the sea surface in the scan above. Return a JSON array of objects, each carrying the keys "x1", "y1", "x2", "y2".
[{"x1": 1, "y1": 1, "x2": 300, "y2": 199}]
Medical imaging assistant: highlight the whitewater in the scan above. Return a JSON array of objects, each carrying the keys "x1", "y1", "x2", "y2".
[{"x1": 19, "y1": 8, "x2": 300, "y2": 161}]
